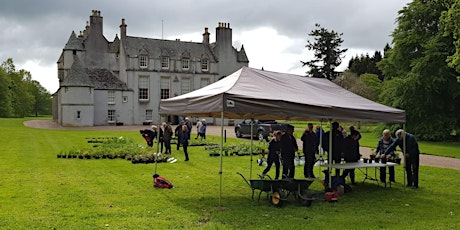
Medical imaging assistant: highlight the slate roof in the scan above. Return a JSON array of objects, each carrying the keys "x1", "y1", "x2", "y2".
[
  {"x1": 61, "y1": 56, "x2": 93, "y2": 87},
  {"x1": 64, "y1": 31, "x2": 84, "y2": 51},
  {"x1": 62, "y1": 57, "x2": 128, "y2": 90},
  {"x1": 124, "y1": 36, "x2": 218, "y2": 61},
  {"x1": 237, "y1": 45, "x2": 249, "y2": 62},
  {"x1": 86, "y1": 68, "x2": 129, "y2": 90},
  {"x1": 109, "y1": 35, "x2": 120, "y2": 53}
]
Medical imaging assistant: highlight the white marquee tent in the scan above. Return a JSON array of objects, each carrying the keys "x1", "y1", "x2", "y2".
[{"x1": 159, "y1": 66, "x2": 406, "y2": 204}]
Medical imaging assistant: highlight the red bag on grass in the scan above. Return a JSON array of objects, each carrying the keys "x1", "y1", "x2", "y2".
[{"x1": 153, "y1": 174, "x2": 173, "y2": 189}]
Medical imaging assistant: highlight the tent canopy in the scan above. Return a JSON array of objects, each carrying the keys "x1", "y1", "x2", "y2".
[{"x1": 160, "y1": 67, "x2": 405, "y2": 123}]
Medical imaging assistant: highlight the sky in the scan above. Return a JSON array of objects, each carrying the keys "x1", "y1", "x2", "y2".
[{"x1": 0, "y1": 0, "x2": 412, "y2": 93}]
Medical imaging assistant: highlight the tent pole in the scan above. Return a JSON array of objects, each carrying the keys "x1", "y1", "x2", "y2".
[
  {"x1": 328, "y1": 119, "x2": 333, "y2": 189},
  {"x1": 219, "y1": 112, "x2": 224, "y2": 206},
  {"x1": 319, "y1": 120, "x2": 323, "y2": 180},
  {"x1": 403, "y1": 123, "x2": 406, "y2": 191},
  {"x1": 250, "y1": 118, "x2": 254, "y2": 179}
]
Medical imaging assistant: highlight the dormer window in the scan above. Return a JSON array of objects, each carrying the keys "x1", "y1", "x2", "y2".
[
  {"x1": 201, "y1": 58, "x2": 209, "y2": 71},
  {"x1": 182, "y1": 58, "x2": 190, "y2": 70},
  {"x1": 161, "y1": 57, "x2": 169, "y2": 70},
  {"x1": 139, "y1": 55, "x2": 148, "y2": 68}
]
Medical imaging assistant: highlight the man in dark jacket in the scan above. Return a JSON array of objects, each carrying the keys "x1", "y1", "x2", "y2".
[
  {"x1": 322, "y1": 121, "x2": 344, "y2": 176},
  {"x1": 341, "y1": 130, "x2": 360, "y2": 185},
  {"x1": 174, "y1": 121, "x2": 184, "y2": 150},
  {"x1": 301, "y1": 123, "x2": 318, "y2": 178},
  {"x1": 280, "y1": 125, "x2": 298, "y2": 179},
  {"x1": 385, "y1": 129, "x2": 420, "y2": 189}
]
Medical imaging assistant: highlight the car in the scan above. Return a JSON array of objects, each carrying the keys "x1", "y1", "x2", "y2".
[{"x1": 234, "y1": 120, "x2": 289, "y2": 141}]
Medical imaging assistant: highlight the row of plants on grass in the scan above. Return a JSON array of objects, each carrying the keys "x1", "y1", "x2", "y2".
[
  {"x1": 57, "y1": 136, "x2": 219, "y2": 163},
  {"x1": 205, "y1": 142, "x2": 268, "y2": 156}
]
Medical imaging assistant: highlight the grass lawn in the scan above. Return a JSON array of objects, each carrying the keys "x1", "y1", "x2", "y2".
[{"x1": 0, "y1": 118, "x2": 458, "y2": 229}]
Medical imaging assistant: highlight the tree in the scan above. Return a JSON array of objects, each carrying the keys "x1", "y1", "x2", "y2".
[
  {"x1": 0, "y1": 66, "x2": 13, "y2": 117},
  {"x1": 29, "y1": 80, "x2": 52, "y2": 116},
  {"x1": 441, "y1": 0, "x2": 460, "y2": 82},
  {"x1": 0, "y1": 58, "x2": 51, "y2": 118},
  {"x1": 378, "y1": 0, "x2": 460, "y2": 140},
  {"x1": 302, "y1": 23, "x2": 347, "y2": 80},
  {"x1": 347, "y1": 51, "x2": 384, "y2": 80}
]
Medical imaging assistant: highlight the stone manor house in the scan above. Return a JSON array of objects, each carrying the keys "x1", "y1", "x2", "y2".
[{"x1": 53, "y1": 10, "x2": 249, "y2": 126}]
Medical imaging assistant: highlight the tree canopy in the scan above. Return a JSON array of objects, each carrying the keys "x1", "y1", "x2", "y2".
[
  {"x1": 302, "y1": 23, "x2": 347, "y2": 80},
  {"x1": 378, "y1": 0, "x2": 460, "y2": 140},
  {"x1": 0, "y1": 58, "x2": 51, "y2": 117}
]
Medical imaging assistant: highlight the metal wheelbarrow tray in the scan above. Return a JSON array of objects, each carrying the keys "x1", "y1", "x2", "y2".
[{"x1": 237, "y1": 172, "x2": 316, "y2": 207}]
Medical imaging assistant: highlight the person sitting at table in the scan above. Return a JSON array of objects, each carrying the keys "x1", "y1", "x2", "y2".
[
  {"x1": 375, "y1": 129, "x2": 396, "y2": 183},
  {"x1": 341, "y1": 130, "x2": 361, "y2": 185}
]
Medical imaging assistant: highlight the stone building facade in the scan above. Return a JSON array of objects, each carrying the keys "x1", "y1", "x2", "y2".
[{"x1": 53, "y1": 10, "x2": 248, "y2": 126}]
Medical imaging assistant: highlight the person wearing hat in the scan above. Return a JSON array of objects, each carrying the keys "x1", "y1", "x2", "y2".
[
  {"x1": 384, "y1": 129, "x2": 420, "y2": 189},
  {"x1": 279, "y1": 124, "x2": 298, "y2": 178}
]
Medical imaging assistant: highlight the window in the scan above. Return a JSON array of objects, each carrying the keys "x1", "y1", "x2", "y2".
[
  {"x1": 181, "y1": 78, "x2": 191, "y2": 94},
  {"x1": 76, "y1": 111, "x2": 81, "y2": 119},
  {"x1": 200, "y1": 78, "x2": 210, "y2": 88},
  {"x1": 201, "y1": 58, "x2": 209, "y2": 71},
  {"x1": 138, "y1": 75, "x2": 149, "y2": 101},
  {"x1": 122, "y1": 96, "x2": 128, "y2": 103},
  {"x1": 108, "y1": 90, "x2": 115, "y2": 104},
  {"x1": 181, "y1": 58, "x2": 190, "y2": 70},
  {"x1": 108, "y1": 110, "x2": 116, "y2": 123},
  {"x1": 146, "y1": 109, "x2": 153, "y2": 122},
  {"x1": 160, "y1": 77, "x2": 170, "y2": 99},
  {"x1": 139, "y1": 55, "x2": 148, "y2": 68},
  {"x1": 161, "y1": 57, "x2": 169, "y2": 69}
]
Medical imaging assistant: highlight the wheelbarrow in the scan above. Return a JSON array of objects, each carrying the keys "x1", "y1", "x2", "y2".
[{"x1": 237, "y1": 172, "x2": 317, "y2": 207}]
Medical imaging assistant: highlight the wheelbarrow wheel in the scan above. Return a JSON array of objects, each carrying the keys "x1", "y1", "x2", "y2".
[
  {"x1": 298, "y1": 189, "x2": 313, "y2": 207},
  {"x1": 270, "y1": 189, "x2": 283, "y2": 207}
]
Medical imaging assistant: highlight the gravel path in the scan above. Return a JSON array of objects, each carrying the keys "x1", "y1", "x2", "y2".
[{"x1": 24, "y1": 120, "x2": 459, "y2": 170}]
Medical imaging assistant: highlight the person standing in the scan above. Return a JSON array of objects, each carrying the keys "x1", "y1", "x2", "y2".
[
  {"x1": 301, "y1": 123, "x2": 318, "y2": 178},
  {"x1": 280, "y1": 125, "x2": 298, "y2": 179},
  {"x1": 175, "y1": 121, "x2": 184, "y2": 150},
  {"x1": 341, "y1": 130, "x2": 361, "y2": 185},
  {"x1": 181, "y1": 124, "x2": 190, "y2": 161},
  {"x1": 151, "y1": 125, "x2": 164, "y2": 153},
  {"x1": 199, "y1": 119, "x2": 207, "y2": 140},
  {"x1": 385, "y1": 129, "x2": 420, "y2": 189},
  {"x1": 162, "y1": 122, "x2": 173, "y2": 155},
  {"x1": 195, "y1": 119, "x2": 202, "y2": 139},
  {"x1": 261, "y1": 130, "x2": 282, "y2": 179},
  {"x1": 184, "y1": 117, "x2": 192, "y2": 140},
  {"x1": 375, "y1": 129, "x2": 396, "y2": 183},
  {"x1": 322, "y1": 121, "x2": 344, "y2": 176},
  {"x1": 349, "y1": 126, "x2": 362, "y2": 142}
]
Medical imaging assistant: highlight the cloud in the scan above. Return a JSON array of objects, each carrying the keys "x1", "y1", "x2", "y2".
[{"x1": 0, "y1": 0, "x2": 411, "y2": 93}]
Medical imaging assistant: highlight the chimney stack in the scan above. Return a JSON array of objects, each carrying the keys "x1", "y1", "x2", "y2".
[
  {"x1": 120, "y1": 18, "x2": 127, "y2": 40},
  {"x1": 202, "y1": 27, "x2": 210, "y2": 44}
]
